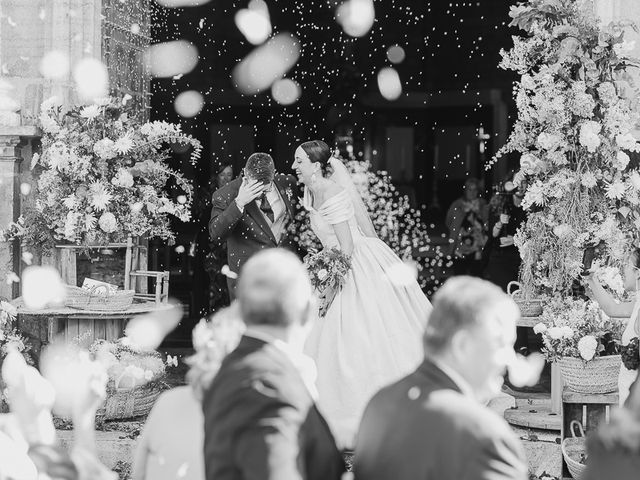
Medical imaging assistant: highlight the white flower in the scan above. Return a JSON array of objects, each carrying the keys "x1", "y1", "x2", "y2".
[
  {"x1": 606, "y1": 181, "x2": 626, "y2": 200},
  {"x1": 579, "y1": 121, "x2": 601, "y2": 153},
  {"x1": 317, "y1": 269, "x2": 328, "y2": 281},
  {"x1": 581, "y1": 171, "x2": 597, "y2": 188},
  {"x1": 597, "y1": 82, "x2": 617, "y2": 104},
  {"x1": 39, "y1": 112, "x2": 61, "y2": 134},
  {"x1": 614, "y1": 40, "x2": 636, "y2": 57},
  {"x1": 522, "y1": 181, "x2": 546, "y2": 209},
  {"x1": 520, "y1": 74, "x2": 535, "y2": 90},
  {"x1": 553, "y1": 224, "x2": 572, "y2": 238},
  {"x1": 41, "y1": 96, "x2": 62, "y2": 112},
  {"x1": 616, "y1": 133, "x2": 640, "y2": 152},
  {"x1": 614, "y1": 151, "x2": 630, "y2": 170},
  {"x1": 84, "y1": 214, "x2": 97, "y2": 231},
  {"x1": 98, "y1": 212, "x2": 117, "y2": 233},
  {"x1": 629, "y1": 170, "x2": 640, "y2": 190},
  {"x1": 89, "y1": 182, "x2": 112, "y2": 211},
  {"x1": 533, "y1": 323, "x2": 547, "y2": 334},
  {"x1": 114, "y1": 132, "x2": 134, "y2": 154},
  {"x1": 520, "y1": 153, "x2": 538, "y2": 174},
  {"x1": 93, "y1": 138, "x2": 117, "y2": 160},
  {"x1": 80, "y1": 104, "x2": 101, "y2": 120},
  {"x1": 560, "y1": 326, "x2": 574, "y2": 339},
  {"x1": 0, "y1": 300, "x2": 17, "y2": 320},
  {"x1": 537, "y1": 132, "x2": 562, "y2": 151},
  {"x1": 547, "y1": 326, "x2": 564, "y2": 340},
  {"x1": 63, "y1": 194, "x2": 78, "y2": 209},
  {"x1": 64, "y1": 211, "x2": 80, "y2": 241},
  {"x1": 166, "y1": 355, "x2": 178, "y2": 367},
  {"x1": 577, "y1": 335, "x2": 598, "y2": 361},
  {"x1": 111, "y1": 168, "x2": 134, "y2": 188}
]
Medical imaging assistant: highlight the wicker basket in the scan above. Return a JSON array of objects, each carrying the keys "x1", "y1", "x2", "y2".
[
  {"x1": 507, "y1": 281, "x2": 543, "y2": 317},
  {"x1": 558, "y1": 355, "x2": 621, "y2": 394},
  {"x1": 65, "y1": 284, "x2": 135, "y2": 311},
  {"x1": 562, "y1": 420, "x2": 587, "y2": 479},
  {"x1": 101, "y1": 379, "x2": 168, "y2": 420}
]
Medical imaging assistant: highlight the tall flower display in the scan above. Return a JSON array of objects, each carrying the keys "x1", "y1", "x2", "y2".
[
  {"x1": 490, "y1": 0, "x2": 640, "y2": 295},
  {"x1": 2, "y1": 97, "x2": 201, "y2": 250}
]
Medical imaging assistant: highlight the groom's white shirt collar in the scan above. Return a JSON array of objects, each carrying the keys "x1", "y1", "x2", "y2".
[{"x1": 243, "y1": 328, "x2": 319, "y2": 400}]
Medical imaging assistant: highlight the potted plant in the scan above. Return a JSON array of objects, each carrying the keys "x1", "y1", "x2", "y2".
[{"x1": 534, "y1": 297, "x2": 625, "y2": 393}]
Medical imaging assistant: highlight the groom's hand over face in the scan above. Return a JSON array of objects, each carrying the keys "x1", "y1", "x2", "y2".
[{"x1": 236, "y1": 178, "x2": 267, "y2": 209}]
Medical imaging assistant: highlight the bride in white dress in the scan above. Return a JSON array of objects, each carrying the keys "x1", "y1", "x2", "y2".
[
  {"x1": 585, "y1": 249, "x2": 640, "y2": 405},
  {"x1": 291, "y1": 140, "x2": 432, "y2": 448}
]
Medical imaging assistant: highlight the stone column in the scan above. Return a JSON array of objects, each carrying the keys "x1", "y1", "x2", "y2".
[{"x1": 0, "y1": 128, "x2": 38, "y2": 300}]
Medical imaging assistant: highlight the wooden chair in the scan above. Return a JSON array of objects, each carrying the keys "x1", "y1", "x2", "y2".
[{"x1": 124, "y1": 237, "x2": 169, "y2": 304}]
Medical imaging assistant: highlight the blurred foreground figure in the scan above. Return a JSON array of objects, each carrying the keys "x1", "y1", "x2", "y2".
[
  {"x1": 354, "y1": 276, "x2": 527, "y2": 480},
  {"x1": 202, "y1": 249, "x2": 345, "y2": 480},
  {"x1": 584, "y1": 378, "x2": 640, "y2": 480},
  {"x1": 0, "y1": 348, "x2": 115, "y2": 480},
  {"x1": 132, "y1": 304, "x2": 244, "y2": 480}
]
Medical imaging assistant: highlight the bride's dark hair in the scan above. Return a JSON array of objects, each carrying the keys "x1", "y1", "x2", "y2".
[{"x1": 300, "y1": 140, "x2": 332, "y2": 175}]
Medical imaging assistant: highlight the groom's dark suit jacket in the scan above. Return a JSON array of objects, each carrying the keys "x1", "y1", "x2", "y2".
[
  {"x1": 354, "y1": 359, "x2": 528, "y2": 480},
  {"x1": 202, "y1": 335, "x2": 345, "y2": 480},
  {"x1": 208, "y1": 174, "x2": 298, "y2": 292}
]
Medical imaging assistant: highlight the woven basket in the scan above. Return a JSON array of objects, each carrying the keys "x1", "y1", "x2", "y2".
[
  {"x1": 507, "y1": 281, "x2": 543, "y2": 317},
  {"x1": 559, "y1": 355, "x2": 621, "y2": 394},
  {"x1": 65, "y1": 284, "x2": 135, "y2": 311},
  {"x1": 101, "y1": 379, "x2": 168, "y2": 420},
  {"x1": 562, "y1": 420, "x2": 587, "y2": 479}
]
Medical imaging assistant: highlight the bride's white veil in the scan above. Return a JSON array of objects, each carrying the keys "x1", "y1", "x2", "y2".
[{"x1": 328, "y1": 156, "x2": 378, "y2": 238}]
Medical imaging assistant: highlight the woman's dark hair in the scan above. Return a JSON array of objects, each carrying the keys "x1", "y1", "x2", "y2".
[
  {"x1": 300, "y1": 140, "x2": 332, "y2": 175},
  {"x1": 217, "y1": 163, "x2": 233, "y2": 175}
]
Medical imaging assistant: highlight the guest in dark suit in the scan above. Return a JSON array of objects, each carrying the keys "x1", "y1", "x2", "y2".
[
  {"x1": 208, "y1": 153, "x2": 298, "y2": 298},
  {"x1": 202, "y1": 249, "x2": 345, "y2": 480},
  {"x1": 584, "y1": 377, "x2": 640, "y2": 480},
  {"x1": 354, "y1": 276, "x2": 528, "y2": 480}
]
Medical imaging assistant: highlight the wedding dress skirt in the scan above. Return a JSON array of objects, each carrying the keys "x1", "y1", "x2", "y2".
[{"x1": 303, "y1": 189, "x2": 432, "y2": 448}]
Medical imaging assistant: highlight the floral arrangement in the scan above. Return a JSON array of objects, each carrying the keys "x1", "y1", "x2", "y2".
[
  {"x1": 533, "y1": 297, "x2": 624, "y2": 362},
  {"x1": 490, "y1": 0, "x2": 640, "y2": 295},
  {"x1": 0, "y1": 299, "x2": 30, "y2": 362},
  {"x1": 290, "y1": 157, "x2": 438, "y2": 289},
  {"x1": 185, "y1": 303, "x2": 245, "y2": 400},
  {"x1": 89, "y1": 338, "x2": 168, "y2": 391},
  {"x1": 304, "y1": 248, "x2": 352, "y2": 316},
  {"x1": 1, "y1": 96, "x2": 201, "y2": 250}
]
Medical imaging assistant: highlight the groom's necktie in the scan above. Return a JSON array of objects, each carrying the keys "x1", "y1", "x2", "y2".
[{"x1": 259, "y1": 193, "x2": 274, "y2": 223}]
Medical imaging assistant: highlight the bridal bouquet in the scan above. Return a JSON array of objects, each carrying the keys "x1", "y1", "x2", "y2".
[
  {"x1": 533, "y1": 297, "x2": 624, "y2": 363},
  {"x1": 304, "y1": 248, "x2": 352, "y2": 317},
  {"x1": 1, "y1": 96, "x2": 201, "y2": 250}
]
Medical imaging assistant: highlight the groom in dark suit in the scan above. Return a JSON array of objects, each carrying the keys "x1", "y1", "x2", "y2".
[
  {"x1": 202, "y1": 249, "x2": 345, "y2": 480},
  {"x1": 354, "y1": 276, "x2": 528, "y2": 480},
  {"x1": 209, "y1": 152, "x2": 297, "y2": 298}
]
